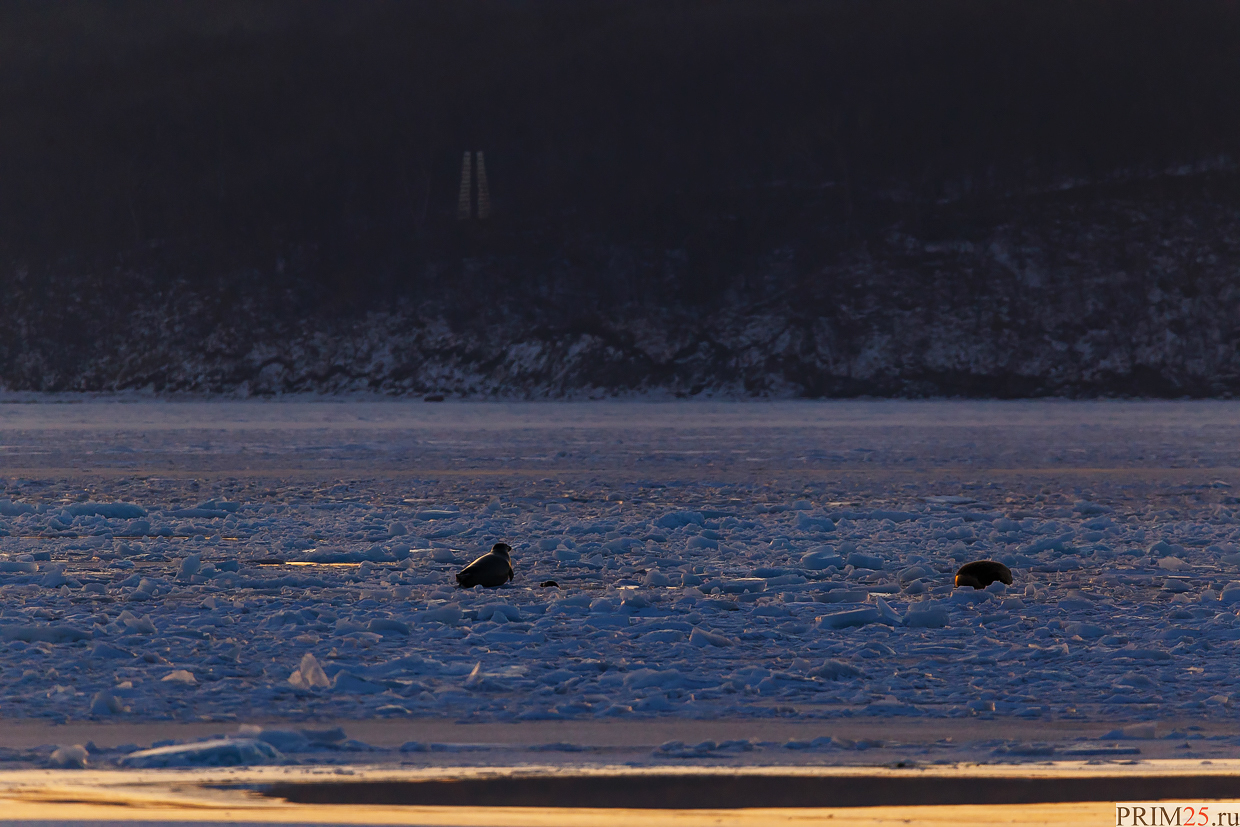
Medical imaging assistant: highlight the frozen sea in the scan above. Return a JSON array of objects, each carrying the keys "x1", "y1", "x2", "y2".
[{"x1": 2, "y1": 398, "x2": 1240, "y2": 767}]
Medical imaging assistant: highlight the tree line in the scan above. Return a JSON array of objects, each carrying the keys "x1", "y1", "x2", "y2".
[{"x1": 0, "y1": 0, "x2": 1237, "y2": 314}]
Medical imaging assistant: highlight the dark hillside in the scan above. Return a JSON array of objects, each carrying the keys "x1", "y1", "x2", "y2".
[{"x1": 1, "y1": 1, "x2": 1239, "y2": 395}]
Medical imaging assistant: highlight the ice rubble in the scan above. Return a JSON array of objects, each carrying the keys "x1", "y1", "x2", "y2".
[
  {"x1": 28, "y1": 716, "x2": 1230, "y2": 769},
  {"x1": 0, "y1": 401, "x2": 1236, "y2": 735},
  {"x1": 0, "y1": 485, "x2": 1236, "y2": 729}
]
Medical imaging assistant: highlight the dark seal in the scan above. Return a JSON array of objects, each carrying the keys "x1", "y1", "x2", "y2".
[
  {"x1": 456, "y1": 542, "x2": 514, "y2": 588},
  {"x1": 954, "y1": 560, "x2": 1013, "y2": 589}
]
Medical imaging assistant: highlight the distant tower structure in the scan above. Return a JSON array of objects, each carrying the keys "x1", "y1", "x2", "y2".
[
  {"x1": 456, "y1": 151, "x2": 490, "y2": 220},
  {"x1": 457, "y1": 151, "x2": 473, "y2": 220}
]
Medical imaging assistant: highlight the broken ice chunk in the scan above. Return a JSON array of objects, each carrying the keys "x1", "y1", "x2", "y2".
[
  {"x1": 118, "y1": 738, "x2": 282, "y2": 768},
  {"x1": 288, "y1": 653, "x2": 331, "y2": 689},
  {"x1": 49, "y1": 744, "x2": 89, "y2": 768},
  {"x1": 816, "y1": 607, "x2": 882, "y2": 629}
]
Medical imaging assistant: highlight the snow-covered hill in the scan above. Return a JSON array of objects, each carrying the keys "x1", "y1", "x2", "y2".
[{"x1": 4, "y1": 173, "x2": 1239, "y2": 398}]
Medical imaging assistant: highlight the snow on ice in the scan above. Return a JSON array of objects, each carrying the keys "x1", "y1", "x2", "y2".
[{"x1": 0, "y1": 398, "x2": 1235, "y2": 764}]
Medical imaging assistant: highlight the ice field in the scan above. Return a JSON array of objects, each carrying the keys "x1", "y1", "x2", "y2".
[{"x1": 1, "y1": 398, "x2": 1240, "y2": 767}]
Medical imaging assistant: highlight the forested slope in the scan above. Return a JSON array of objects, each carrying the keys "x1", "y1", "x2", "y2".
[{"x1": 2, "y1": 1, "x2": 1238, "y2": 396}]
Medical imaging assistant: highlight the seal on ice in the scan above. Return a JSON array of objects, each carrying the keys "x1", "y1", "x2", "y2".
[
  {"x1": 456, "y1": 542, "x2": 514, "y2": 588},
  {"x1": 954, "y1": 560, "x2": 1013, "y2": 589}
]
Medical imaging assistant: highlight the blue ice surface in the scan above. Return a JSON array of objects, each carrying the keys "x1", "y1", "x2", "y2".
[{"x1": 0, "y1": 398, "x2": 1236, "y2": 751}]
